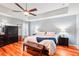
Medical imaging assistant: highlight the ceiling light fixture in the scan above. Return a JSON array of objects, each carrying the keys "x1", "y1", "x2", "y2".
[{"x1": 24, "y1": 12, "x2": 29, "y2": 15}]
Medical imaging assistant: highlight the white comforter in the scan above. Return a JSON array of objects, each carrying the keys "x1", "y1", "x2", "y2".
[
  {"x1": 39, "y1": 40, "x2": 56, "y2": 55},
  {"x1": 24, "y1": 35, "x2": 57, "y2": 55}
]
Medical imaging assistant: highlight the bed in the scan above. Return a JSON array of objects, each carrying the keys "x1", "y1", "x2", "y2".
[{"x1": 24, "y1": 32, "x2": 59, "y2": 56}]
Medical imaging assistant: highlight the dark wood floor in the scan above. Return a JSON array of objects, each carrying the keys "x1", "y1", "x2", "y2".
[{"x1": 0, "y1": 41, "x2": 79, "y2": 56}]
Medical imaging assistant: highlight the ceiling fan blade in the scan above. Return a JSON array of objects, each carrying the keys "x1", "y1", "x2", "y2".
[
  {"x1": 29, "y1": 13, "x2": 36, "y2": 16},
  {"x1": 15, "y1": 3, "x2": 25, "y2": 11},
  {"x1": 29, "y1": 8, "x2": 37, "y2": 12},
  {"x1": 12, "y1": 10, "x2": 22, "y2": 12}
]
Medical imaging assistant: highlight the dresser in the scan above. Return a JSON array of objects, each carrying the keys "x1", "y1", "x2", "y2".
[
  {"x1": 0, "y1": 26, "x2": 18, "y2": 47},
  {"x1": 0, "y1": 35, "x2": 5, "y2": 47},
  {"x1": 58, "y1": 36, "x2": 69, "y2": 46}
]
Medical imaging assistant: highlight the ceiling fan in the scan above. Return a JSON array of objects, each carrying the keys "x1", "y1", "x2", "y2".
[{"x1": 13, "y1": 3, "x2": 37, "y2": 16}]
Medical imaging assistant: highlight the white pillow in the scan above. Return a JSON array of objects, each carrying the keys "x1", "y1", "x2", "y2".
[
  {"x1": 36, "y1": 32, "x2": 45, "y2": 35},
  {"x1": 46, "y1": 32, "x2": 56, "y2": 36}
]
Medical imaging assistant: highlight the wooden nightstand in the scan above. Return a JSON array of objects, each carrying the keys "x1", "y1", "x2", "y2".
[{"x1": 58, "y1": 36, "x2": 69, "y2": 46}]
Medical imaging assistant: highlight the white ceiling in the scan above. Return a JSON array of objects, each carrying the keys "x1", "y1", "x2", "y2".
[{"x1": 0, "y1": 3, "x2": 69, "y2": 21}]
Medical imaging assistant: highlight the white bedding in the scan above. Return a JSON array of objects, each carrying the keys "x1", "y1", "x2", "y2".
[
  {"x1": 24, "y1": 35, "x2": 58, "y2": 43},
  {"x1": 39, "y1": 40, "x2": 56, "y2": 55},
  {"x1": 24, "y1": 35, "x2": 58, "y2": 55}
]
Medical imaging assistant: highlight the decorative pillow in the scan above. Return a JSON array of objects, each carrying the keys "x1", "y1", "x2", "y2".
[
  {"x1": 46, "y1": 32, "x2": 56, "y2": 36},
  {"x1": 36, "y1": 32, "x2": 45, "y2": 35}
]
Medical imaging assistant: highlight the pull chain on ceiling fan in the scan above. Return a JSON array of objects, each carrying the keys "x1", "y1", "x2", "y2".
[{"x1": 13, "y1": 3, "x2": 37, "y2": 16}]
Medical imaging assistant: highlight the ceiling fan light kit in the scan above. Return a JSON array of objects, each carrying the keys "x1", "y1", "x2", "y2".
[{"x1": 24, "y1": 12, "x2": 29, "y2": 15}]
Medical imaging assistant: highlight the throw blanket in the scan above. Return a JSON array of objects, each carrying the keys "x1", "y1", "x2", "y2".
[{"x1": 36, "y1": 37, "x2": 56, "y2": 44}]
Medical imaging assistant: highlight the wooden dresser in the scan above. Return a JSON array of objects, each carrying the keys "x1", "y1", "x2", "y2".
[
  {"x1": 0, "y1": 35, "x2": 5, "y2": 47},
  {"x1": 0, "y1": 26, "x2": 18, "y2": 47}
]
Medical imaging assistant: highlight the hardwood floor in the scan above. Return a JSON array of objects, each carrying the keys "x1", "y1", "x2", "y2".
[
  {"x1": 54, "y1": 46, "x2": 79, "y2": 56},
  {"x1": 0, "y1": 41, "x2": 79, "y2": 56},
  {"x1": 0, "y1": 41, "x2": 32, "y2": 56}
]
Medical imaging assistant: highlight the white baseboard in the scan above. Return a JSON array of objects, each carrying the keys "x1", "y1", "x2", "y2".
[
  {"x1": 69, "y1": 44, "x2": 76, "y2": 46},
  {"x1": 69, "y1": 44, "x2": 79, "y2": 49}
]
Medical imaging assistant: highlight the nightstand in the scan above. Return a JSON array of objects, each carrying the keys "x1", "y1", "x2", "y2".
[{"x1": 58, "y1": 36, "x2": 69, "y2": 46}]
